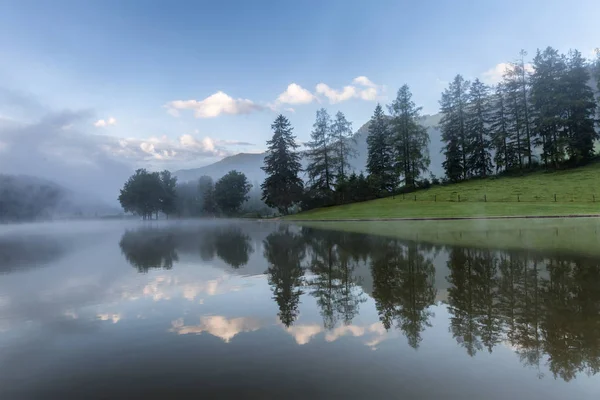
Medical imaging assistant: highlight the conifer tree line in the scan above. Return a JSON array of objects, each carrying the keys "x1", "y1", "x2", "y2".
[
  {"x1": 261, "y1": 46, "x2": 600, "y2": 213},
  {"x1": 441, "y1": 47, "x2": 599, "y2": 182},
  {"x1": 261, "y1": 83, "x2": 431, "y2": 212}
]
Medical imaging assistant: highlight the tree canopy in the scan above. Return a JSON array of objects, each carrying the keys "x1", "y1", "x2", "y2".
[
  {"x1": 118, "y1": 169, "x2": 177, "y2": 219},
  {"x1": 214, "y1": 170, "x2": 252, "y2": 215}
]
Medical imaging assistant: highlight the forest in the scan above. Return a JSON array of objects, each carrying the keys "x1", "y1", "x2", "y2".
[
  {"x1": 260, "y1": 47, "x2": 600, "y2": 214},
  {"x1": 112, "y1": 46, "x2": 600, "y2": 218}
]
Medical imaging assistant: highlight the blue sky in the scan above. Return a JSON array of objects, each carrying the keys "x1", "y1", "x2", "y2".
[{"x1": 1, "y1": 0, "x2": 599, "y2": 173}]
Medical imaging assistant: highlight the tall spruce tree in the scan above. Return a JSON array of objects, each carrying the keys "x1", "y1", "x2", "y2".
[
  {"x1": 562, "y1": 49, "x2": 598, "y2": 164},
  {"x1": 331, "y1": 111, "x2": 357, "y2": 182},
  {"x1": 530, "y1": 47, "x2": 567, "y2": 168},
  {"x1": 261, "y1": 114, "x2": 304, "y2": 214},
  {"x1": 595, "y1": 49, "x2": 600, "y2": 124},
  {"x1": 440, "y1": 75, "x2": 470, "y2": 182},
  {"x1": 306, "y1": 108, "x2": 336, "y2": 196},
  {"x1": 504, "y1": 79, "x2": 525, "y2": 171},
  {"x1": 465, "y1": 79, "x2": 492, "y2": 177},
  {"x1": 594, "y1": 49, "x2": 600, "y2": 96},
  {"x1": 388, "y1": 84, "x2": 430, "y2": 186},
  {"x1": 490, "y1": 83, "x2": 515, "y2": 172},
  {"x1": 503, "y1": 50, "x2": 533, "y2": 168},
  {"x1": 366, "y1": 104, "x2": 395, "y2": 193}
]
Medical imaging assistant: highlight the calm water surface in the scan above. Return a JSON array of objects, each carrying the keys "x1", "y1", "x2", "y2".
[{"x1": 1, "y1": 220, "x2": 599, "y2": 399}]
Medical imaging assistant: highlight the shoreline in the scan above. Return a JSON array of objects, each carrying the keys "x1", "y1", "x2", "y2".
[{"x1": 285, "y1": 214, "x2": 600, "y2": 222}]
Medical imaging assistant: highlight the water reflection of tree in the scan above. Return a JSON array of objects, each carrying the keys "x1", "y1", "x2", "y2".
[
  {"x1": 214, "y1": 228, "x2": 253, "y2": 268},
  {"x1": 264, "y1": 227, "x2": 306, "y2": 327},
  {"x1": 446, "y1": 248, "x2": 600, "y2": 381},
  {"x1": 304, "y1": 229, "x2": 368, "y2": 329},
  {"x1": 119, "y1": 226, "x2": 254, "y2": 271},
  {"x1": 371, "y1": 239, "x2": 436, "y2": 349},
  {"x1": 119, "y1": 230, "x2": 179, "y2": 272},
  {"x1": 542, "y1": 257, "x2": 600, "y2": 381}
]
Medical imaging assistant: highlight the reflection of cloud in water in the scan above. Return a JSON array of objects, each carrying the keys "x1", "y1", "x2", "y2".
[
  {"x1": 285, "y1": 324, "x2": 322, "y2": 345},
  {"x1": 285, "y1": 321, "x2": 391, "y2": 348},
  {"x1": 97, "y1": 313, "x2": 121, "y2": 323},
  {"x1": 325, "y1": 325, "x2": 365, "y2": 342},
  {"x1": 119, "y1": 273, "x2": 240, "y2": 303},
  {"x1": 170, "y1": 316, "x2": 261, "y2": 343}
]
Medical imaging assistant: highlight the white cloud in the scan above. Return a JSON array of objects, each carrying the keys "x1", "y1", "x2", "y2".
[
  {"x1": 481, "y1": 62, "x2": 535, "y2": 85},
  {"x1": 94, "y1": 117, "x2": 117, "y2": 127},
  {"x1": 165, "y1": 91, "x2": 264, "y2": 118},
  {"x1": 315, "y1": 76, "x2": 383, "y2": 104},
  {"x1": 358, "y1": 87, "x2": 378, "y2": 101},
  {"x1": 170, "y1": 316, "x2": 261, "y2": 342},
  {"x1": 104, "y1": 132, "x2": 237, "y2": 164},
  {"x1": 316, "y1": 83, "x2": 357, "y2": 104},
  {"x1": 352, "y1": 76, "x2": 377, "y2": 88},
  {"x1": 276, "y1": 83, "x2": 315, "y2": 104},
  {"x1": 284, "y1": 107, "x2": 295, "y2": 113}
]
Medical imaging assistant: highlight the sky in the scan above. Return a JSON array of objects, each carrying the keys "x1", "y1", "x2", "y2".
[{"x1": 0, "y1": 0, "x2": 599, "y2": 193}]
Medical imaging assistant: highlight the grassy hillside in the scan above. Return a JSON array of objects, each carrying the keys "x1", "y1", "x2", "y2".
[{"x1": 287, "y1": 162, "x2": 600, "y2": 220}]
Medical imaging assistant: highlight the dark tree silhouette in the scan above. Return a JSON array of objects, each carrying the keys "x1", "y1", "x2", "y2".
[
  {"x1": 371, "y1": 239, "x2": 436, "y2": 349},
  {"x1": 264, "y1": 227, "x2": 306, "y2": 327},
  {"x1": 119, "y1": 229, "x2": 179, "y2": 272},
  {"x1": 214, "y1": 228, "x2": 253, "y2": 268}
]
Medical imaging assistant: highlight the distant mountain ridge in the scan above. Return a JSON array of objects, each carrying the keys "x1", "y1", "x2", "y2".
[{"x1": 174, "y1": 114, "x2": 444, "y2": 184}]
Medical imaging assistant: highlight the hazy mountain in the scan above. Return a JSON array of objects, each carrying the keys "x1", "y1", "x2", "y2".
[{"x1": 174, "y1": 114, "x2": 445, "y2": 184}]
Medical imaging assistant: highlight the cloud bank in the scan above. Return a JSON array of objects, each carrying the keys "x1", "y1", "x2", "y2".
[{"x1": 165, "y1": 91, "x2": 265, "y2": 118}]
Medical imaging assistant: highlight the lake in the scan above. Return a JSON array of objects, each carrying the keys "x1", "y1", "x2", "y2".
[{"x1": 1, "y1": 219, "x2": 599, "y2": 399}]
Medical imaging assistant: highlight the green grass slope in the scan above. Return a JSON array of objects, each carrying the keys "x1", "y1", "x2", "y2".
[{"x1": 287, "y1": 163, "x2": 600, "y2": 220}]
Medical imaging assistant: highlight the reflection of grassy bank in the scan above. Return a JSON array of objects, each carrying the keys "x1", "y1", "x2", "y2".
[
  {"x1": 285, "y1": 201, "x2": 600, "y2": 220},
  {"x1": 292, "y1": 218, "x2": 600, "y2": 257}
]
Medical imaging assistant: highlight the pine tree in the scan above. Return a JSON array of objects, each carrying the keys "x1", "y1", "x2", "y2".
[
  {"x1": 504, "y1": 50, "x2": 534, "y2": 168},
  {"x1": 261, "y1": 114, "x2": 304, "y2": 214},
  {"x1": 490, "y1": 83, "x2": 515, "y2": 172},
  {"x1": 366, "y1": 104, "x2": 395, "y2": 193},
  {"x1": 594, "y1": 49, "x2": 600, "y2": 124},
  {"x1": 331, "y1": 111, "x2": 357, "y2": 182},
  {"x1": 595, "y1": 49, "x2": 600, "y2": 87},
  {"x1": 440, "y1": 75, "x2": 470, "y2": 182},
  {"x1": 504, "y1": 80, "x2": 525, "y2": 171},
  {"x1": 562, "y1": 49, "x2": 598, "y2": 164},
  {"x1": 465, "y1": 79, "x2": 492, "y2": 177},
  {"x1": 388, "y1": 84, "x2": 430, "y2": 186},
  {"x1": 530, "y1": 47, "x2": 567, "y2": 168},
  {"x1": 306, "y1": 108, "x2": 336, "y2": 196},
  {"x1": 594, "y1": 48, "x2": 600, "y2": 96}
]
